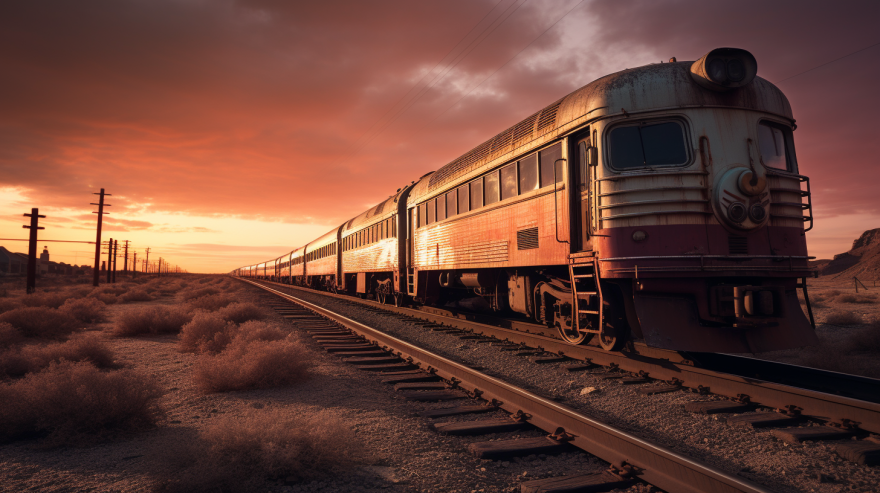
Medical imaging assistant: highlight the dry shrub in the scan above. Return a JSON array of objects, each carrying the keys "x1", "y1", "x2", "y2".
[
  {"x1": 180, "y1": 287, "x2": 221, "y2": 302},
  {"x1": 93, "y1": 285, "x2": 129, "y2": 297},
  {"x1": 59, "y1": 297, "x2": 107, "y2": 323},
  {"x1": 20, "y1": 291, "x2": 70, "y2": 309},
  {"x1": 0, "y1": 298, "x2": 21, "y2": 315},
  {"x1": 158, "y1": 409, "x2": 363, "y2": 491},
  {"x1": 234, "y1": 320, "x2": 286, "y2": 345},
  {"x1": 112, "y1": 305, "x2": 193, "y2": 337},
  {"x1": 826, "y1": 290, "x2": 842, "y2": 296},
  {"x1": 193, "y1": 338, "x2": 310, "y2": 393},
  {"x1": 837, "y1": 293, "x2": 877, "y2": 304},
  {"x1": 219, "y1": 302, "x2": 268, "y2": 324},
  {"x1": 0, "y1": 361, "x2": 163, "y2": 444},
  {"x1": 0, "y1": 322, "x2": 23, "y2": 348},
  {"x1": 0, "y1": 307, "x2": 79, "y2": 339},
  {"x1": 92, "y1": 293, "x2": 119, "y2": 305},
  {"x1": 0, "y1": 334, "x2": 116, "y2": 378},
  {"x1": 187, "y1": 293, "x2": 234, "y2": 312},
  {"x1": 824, "y1": 310, "x2": 864, "y2": 326},
  {"x1": 120, "y1": 289, "x2": 153, "y2": 302},
  {"x1": 846, "y1": 318, "x2": 880, "y2": 353},
  {"x1": 179, "y1": 312, "x2": 236, "y2": 353}
]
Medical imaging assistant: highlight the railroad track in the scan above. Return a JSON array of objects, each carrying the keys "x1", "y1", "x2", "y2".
[
  {"x1": 244, "y1": 278, "x2": 779, "y2": 493},
  {"x1": 246, "y1": 279, "x2": 880, "y2": 444}
]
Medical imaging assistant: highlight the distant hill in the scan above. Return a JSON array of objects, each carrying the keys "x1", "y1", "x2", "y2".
[{"x1": 820, "y1": 228, "x2": 880, "y2": 279}]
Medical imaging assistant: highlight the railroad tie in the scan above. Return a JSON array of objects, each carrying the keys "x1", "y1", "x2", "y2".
[
  {"x1": 520, "y1": 472, "x2": 635, "y2": 493},
  {"x1": 468, "y1": 437, "x2": 570, "y2": 460},
  {"x1": 396, "y1": 390, "x2": 467, "y2": 402},
  {"x1": 530, "y1": 355, "x2": 567, "y2": 364},
  {"x1": 724, "y1": 412, "x2": 802, "y2": 429},
  {"x1": 684, "y1": 400, "x2": 754, "y2": 414},
  {"x1": 418, "y1": 405, "x2": 495, "y2": 419},
  {"x1": 835, "y1": 438, "x2": 880, "y2": 466},
  {"x1": 431, "y1": 418, "x2": 528, "y2": 436},
  {"x1": 771, "y1": 426, "x2": 861, "y2": 444},
  {"x1": 393, "y1": 381, "x2": 448, "y2": 391}
]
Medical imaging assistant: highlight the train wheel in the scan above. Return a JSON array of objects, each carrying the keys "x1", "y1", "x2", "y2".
[
  {"x1": 598, "y1": 331, "x2": 625, "y2": 351},
  {"x1": 557, "y1": 325, "x2": 590, "y2": 345}
]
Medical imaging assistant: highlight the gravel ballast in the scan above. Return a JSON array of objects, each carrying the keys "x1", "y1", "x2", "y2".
[{"x1": 267, "y1": 281, "x2": 880, "y2": 493}]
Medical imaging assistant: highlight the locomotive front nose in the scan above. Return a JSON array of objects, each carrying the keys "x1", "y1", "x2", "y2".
[{"x1": 690, "y1": 48, "x2": 758, "y2": 92}]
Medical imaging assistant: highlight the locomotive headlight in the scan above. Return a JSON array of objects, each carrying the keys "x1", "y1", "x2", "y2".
[
  {"x1": 632, "y1": 230, "x2": 647, "y2": 242},
  {"x1": 690, "y1": 48, "x2": 758, "y2": 91},
  {"x1": 749, "y1": 204, "x2": 767, "y2": 222},
  {"x1": 727, "y1": 59, "x2": 746, "y2": 82},
  {"x1": 728, "y1": 202, "x2": 747, "y2": 223}
]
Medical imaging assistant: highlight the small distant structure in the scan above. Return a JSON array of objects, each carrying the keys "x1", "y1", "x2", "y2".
[
  {"x1": 39, "y1": 246, "x2": 50, "y2": 275},
  {"x1": 0, "y1": 246, "x2": 24, "y2": 275}
]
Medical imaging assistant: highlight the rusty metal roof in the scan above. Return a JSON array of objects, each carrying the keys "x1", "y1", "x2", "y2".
[{"x1": 426, "y1": 61, "x2": 791, "y2": 194}]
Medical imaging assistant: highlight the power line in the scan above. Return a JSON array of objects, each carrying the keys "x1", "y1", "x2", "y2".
[{"x1": 774, "y1": 40, "x2": 880, "y2": 84}]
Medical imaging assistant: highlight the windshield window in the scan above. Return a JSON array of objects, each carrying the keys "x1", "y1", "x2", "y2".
[
  {"x1": 757, "y1": 121, "x2": 791, "y2": 170},
  {"x1": 609, "y1": 121, "x2": 688, "y2": 169}
]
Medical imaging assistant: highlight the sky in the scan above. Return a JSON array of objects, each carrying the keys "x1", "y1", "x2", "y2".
[{"x1": 1, "y1": 0, "x2": 878, "y2": 273}]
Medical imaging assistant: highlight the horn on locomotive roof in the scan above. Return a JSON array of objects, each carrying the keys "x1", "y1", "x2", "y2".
[{"x1": 690, "y1": 47, "x2": 758, "y2": 92}]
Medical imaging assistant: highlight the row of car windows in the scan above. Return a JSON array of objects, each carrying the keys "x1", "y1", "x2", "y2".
[
  {"x1": 416, "y1": 143, "x2": 562, "y2": 229},
  {"x1": 343, "y1": 215, "x2": 397, "y2": 252},
  {"x1": 306, "y1": 243, "x2": 336, "y2": 262}
]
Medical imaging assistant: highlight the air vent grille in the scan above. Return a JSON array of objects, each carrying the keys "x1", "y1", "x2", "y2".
[
  {"x1": 512, "y1": 112, "x2": 539, "y2": 142},
  {"x1": 517, "y1": 227, "x2": 539, "y2": 250},
  {"x1": 728, "y1": 236, "x2": 748, "y2": 255},
  {"x1": 536, "y1": 98, "x2": 563, "y2": 132}
]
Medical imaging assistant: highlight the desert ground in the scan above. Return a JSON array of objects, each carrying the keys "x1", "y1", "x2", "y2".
[{"x1": 0, "y1": 272, "x2": 877, "y2": 492}]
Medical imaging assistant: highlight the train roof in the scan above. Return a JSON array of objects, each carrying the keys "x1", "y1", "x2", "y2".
[
  {"x1": 342, "y1": 186, "x2": 409, "y2": 234},
  {"x1": 414, "y1": 59, "x2": 792, "y2": 201},
  {"x1": 306, "y1": 226, "x2": 341, "y2": 250}
]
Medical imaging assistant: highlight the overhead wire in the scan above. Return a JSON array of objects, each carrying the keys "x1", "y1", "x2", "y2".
[{"x1": 774, "y1": 40, "x2": 880, "y2": 84}]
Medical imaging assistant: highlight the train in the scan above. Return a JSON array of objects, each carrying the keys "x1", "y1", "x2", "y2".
[{"x1": 234, "y1": 47, "x2": 818, "y2": 354}]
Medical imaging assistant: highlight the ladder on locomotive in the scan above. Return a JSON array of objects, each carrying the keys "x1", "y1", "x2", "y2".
[
  {"x1": 569, "y1": 258, "x2": 603, "y2": 335},
  {"x1": 407, "y1": 268, "x2": 415, "y2": 296}
]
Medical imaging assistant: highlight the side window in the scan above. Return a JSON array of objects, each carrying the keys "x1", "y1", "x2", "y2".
[
  {"x1": 392, "y1": 215, "x2": 397, "y2": 237},
  {"x1": 608, "y1": 121, "x2": 688, "y2": 169},
  {"x1": 539, "y1": 143, "x2": 563, "y2": 186},
  {"x1": 447, "y1": 190, "x2": 457, "y2": 217},
  {"x1": 457, "y1": 185, "x2": 469, "y2": 214},
  {"x1": 519, "y1": 154, "x2": 538, "y2": 193},
  {"x1": 437, "y1": 195, "x2": 446, "y2": 221},
  {"x1": 757, "y1": 121, "x2": 793, "y2": 170},
  {"x1": 470, "y1": 179, "x2": 483, "y2": 210},
  {"x1": 484, "y1": 171, "x2": 500, "y2": 205},
  {"x1": 500, "y1": 164, "x2": 517, "y2": 200},
  {"x1": 427, "y1": 199, "x2": 435, "y2": 224},
  {"x1": 418, "y1": 203, "x2": 425, "y2": 228}
]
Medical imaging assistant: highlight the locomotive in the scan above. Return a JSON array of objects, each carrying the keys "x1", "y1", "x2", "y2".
[{"x1": 235, "y1": 48, "x2": 818, "y2": 354}]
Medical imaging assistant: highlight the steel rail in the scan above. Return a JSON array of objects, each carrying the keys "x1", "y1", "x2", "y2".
[
  {"x1": 243, "y1": 278, "x2": 774, "y2": 493},
  {"x1": 245, "y1": 279, "x2": 880, "y2": 435}
]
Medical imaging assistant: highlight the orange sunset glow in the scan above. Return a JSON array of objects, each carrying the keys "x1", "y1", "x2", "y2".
[{"x1": 2, "y1": 0, "x2": 878, "y2": 273}]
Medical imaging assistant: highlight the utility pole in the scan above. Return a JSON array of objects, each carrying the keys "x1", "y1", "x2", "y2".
[
  {"x1": 122, "y1": 240, "x2": 130, "y2": 274},
  {"x1": 158, "y1": 258, "x2": 162, "y2": 278},
  {"x1": 91, "y1": 189, "x2": 110, "y2": 287},
  {"x1": 144, "y1": 247, "x2": 150, "y2": 275},
  {"x1": 112, "y1": 239, "x2": 118, "y2": 283},
  {"x1": 132, "y1": 252, "x2": 137, "y2": 279},
  {"x1": 106, "y1": 238, "x2": 113, "y2": 283},
  {"x1": 23, "y1": 208, "x2": 45, "y2": 294}
]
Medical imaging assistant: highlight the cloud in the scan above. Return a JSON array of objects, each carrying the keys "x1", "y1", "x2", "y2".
[{"x1": 0, "y1": 0, "x2": 877, "y2": 269}]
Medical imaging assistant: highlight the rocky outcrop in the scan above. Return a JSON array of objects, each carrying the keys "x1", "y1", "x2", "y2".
[{"x1": 821, "y1": 228, "x2": 880, "y2": 278}]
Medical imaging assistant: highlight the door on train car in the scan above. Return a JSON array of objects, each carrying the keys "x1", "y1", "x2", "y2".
[{"x1": 570, "y1": 130, "x2": 593, "y2": 251}]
